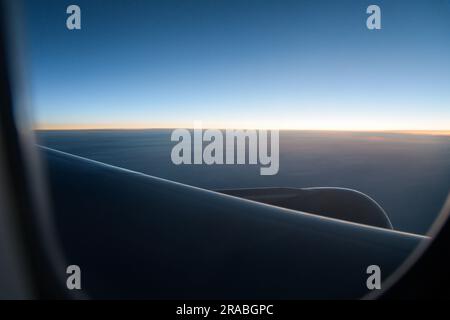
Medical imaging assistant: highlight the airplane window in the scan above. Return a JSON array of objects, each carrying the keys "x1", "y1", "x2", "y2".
[{"x1": 8, "y1": 0, "x2": 450, "y2": 299}]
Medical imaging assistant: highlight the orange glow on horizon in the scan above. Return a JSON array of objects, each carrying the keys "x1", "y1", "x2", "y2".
[{"x1": 33, "y1": 121, "x2": 450, "y2": 136}]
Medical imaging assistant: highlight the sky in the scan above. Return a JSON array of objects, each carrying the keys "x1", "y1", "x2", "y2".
[{"x1": 22, "y1": 0, "x2": 450, "y2": 131}]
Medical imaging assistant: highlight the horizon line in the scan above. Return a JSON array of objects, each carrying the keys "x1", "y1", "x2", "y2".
[{"x1": 33, "y1": 127, "x2": 450, "y2": 136}]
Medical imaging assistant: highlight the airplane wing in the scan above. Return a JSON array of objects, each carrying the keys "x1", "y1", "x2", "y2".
[{"x1": 40, "y1": 146, "x2": 427, "y2": 299}]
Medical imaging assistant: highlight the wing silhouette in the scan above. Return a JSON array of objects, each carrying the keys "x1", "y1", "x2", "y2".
[{"x1": 41, "y1": 146, "x2": 426, "y2": 299}]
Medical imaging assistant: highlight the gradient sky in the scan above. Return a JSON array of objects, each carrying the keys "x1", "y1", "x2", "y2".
[{"x1": 22, "y1": 0, "x2": 450, "y2": 130}]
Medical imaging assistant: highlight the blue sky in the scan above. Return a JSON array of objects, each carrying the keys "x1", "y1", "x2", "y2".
[{"x1": 23, "y1": 0, "x2": 450, "y2": 130}]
